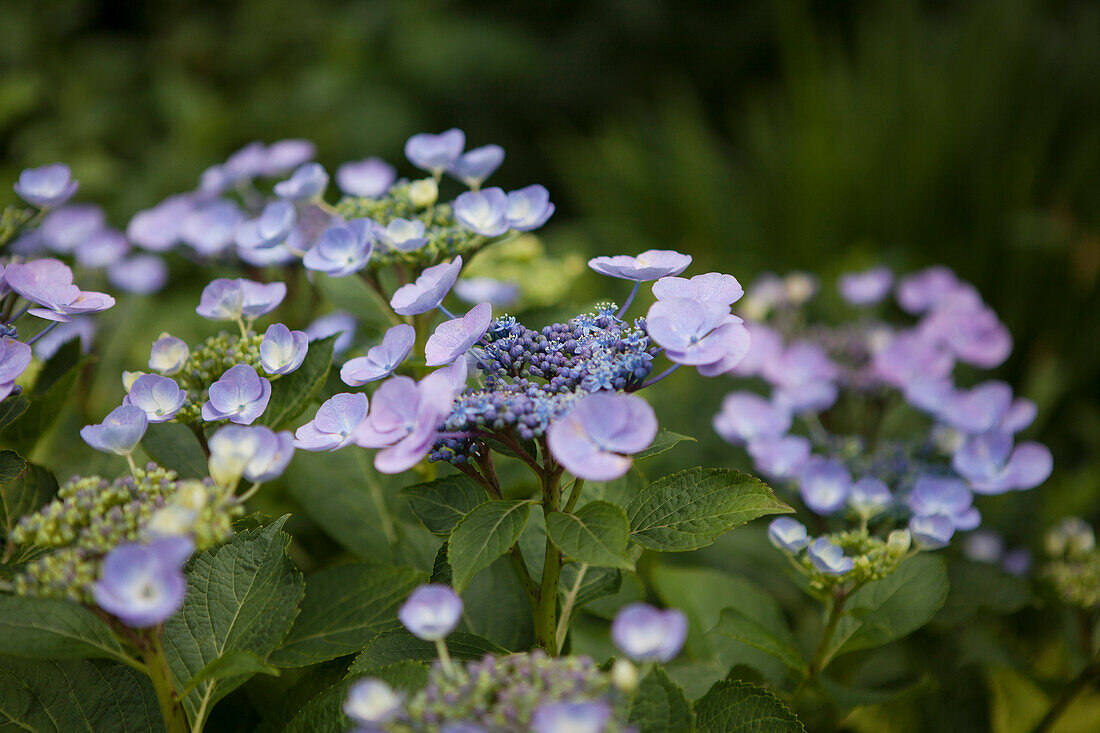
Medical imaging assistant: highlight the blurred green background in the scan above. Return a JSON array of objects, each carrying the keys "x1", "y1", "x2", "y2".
[{"x1": 2, "y1": 0, "x2": 1099, "y2": 523}]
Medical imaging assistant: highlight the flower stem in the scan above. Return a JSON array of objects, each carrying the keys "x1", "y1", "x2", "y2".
[
  {"x1": 792, "y1": 587, "x2": 847, "y2": 704},
  {"x1": 638, "y1": 363, "x2": 680, "y2": 389},
  {"x1": 1031, "y1": 663, "x2": 1100, "y2": 733},
  {"x1": 616, "y1": 282, "x2": 641, "y2": 319},
  {"x1": 139, "y1": 627, "x2": 189, "y2": 733},
  {"x1": 435, "y1": 638, "x2": 457, "y2": 678},
  {"x1": 534, "y1": 462, "x2": 564, "y2": 654}
]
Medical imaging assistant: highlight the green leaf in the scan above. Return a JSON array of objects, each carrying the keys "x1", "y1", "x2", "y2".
[
  {"x1": 0, "y1": 341, "x2": 84, "y2": 453},
  {"x1": 695, "y1": 679, "x2": 805, "y2": 732},
  {"x1": 403, "y1": 475, "x2": 487, "y2": 536},
  {"x1": 448, "y1": 499, "x2": 531, "y2": 590},
  {"x1": 653, "y1": 565, "x2": 796, "y2": 687},
  {"x1": 635, "y1": 429, "x2": 696, "y2": 461},
  {"x1": 0, "y1": 396, "x2": 28, "y2": 431},
  {"x1": 141, "y1": 422, "x2": 207, "y2": 479},
  {"x1": 934, "y1": 560, "x2": 1030, "y2": 627},
  {"x1": 260, "y1": 334, "x2": 336, "y2": 429},
  {"x1": 179, "y1": 650, "x2": 279, "y2": 698},
  {"x1": 547, "y1": 501, "x2": 633, "y2": 569},
  {"x1": 347, "y1": 630, "x2": 508, "y2": 674},
  {"x1": 313, "y1": 274, "x2": 395, "y2": 331},
  {"x1": 627, "y1": 468, "x2": 792, "y2": 552},
  {"x1": 284, "y1": 447, "x2": 397, "y2": 561},
  {"x1": 0, "y1": 463, "x2": 58, "y2": 540},
  {"x1": 0, "y1": 450, "x2": 25, "y2": 483},
  {"x1": 826, "y1": 554, "x2": 949, "y2": 660},
  {"x1": 0, "y1": 656, "x2": 163, "y2": 732},
  {"x1": 629, "y1": 666, "x2": 694, "y2": 733},
  {"x1": 0, "y1": 594, "x2": 129, "y2": 662},
  {"x1": 163, "y1": 516, "x2": 304, "y2": 723},
  {"x1": 460, "y1": 557, "x2": 533, "y2": 650},
  {"x1": 712, "y1": 608, "x2": 806, "y2": 674},
  {"x1": 270, "y1": 562, "x2": 426, "y2": 667}
]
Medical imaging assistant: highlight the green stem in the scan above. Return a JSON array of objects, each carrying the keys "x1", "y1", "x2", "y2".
[
  {"x1": 139, "y1": 628, "x2": 189, "y2": 733},
  {"x1": 534, "y1": 465, "x2": 564, "y2": 654},
  {"x1": 1031, "y1": 663, "x2": 1100, "y2": 733},
  {"x1": 562, "y1": 478, "x2": 585, "y2": 514},
  {"x1": 556, "y1": 563, "x2": 588, "y2": 653},
  {"x1": 792, "y1": 588, "x2": 847, "y2": 704}
]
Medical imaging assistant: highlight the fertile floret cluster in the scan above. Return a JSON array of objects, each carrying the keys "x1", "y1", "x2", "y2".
[
  {"x1": 429, "y1": 305, "x2": 655, "y2": 464},
  {"x1": 1043, "y1": 518, "x2": 1100, "y2": 609},
  {"x1": 9, "y1": 465, "x2": 236, "y2": 602}
]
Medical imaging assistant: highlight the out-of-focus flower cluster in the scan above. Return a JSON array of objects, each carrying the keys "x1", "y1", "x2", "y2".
[
  {"x1": 8, "y1": 465, "x2": 233, "y2": 603},
  {"x1": 1043, "y1": 518, "x2": 1100, "y2": 610},
  {"x1": 715, "y1": 267, "x2": 1053, "y2": 583}
]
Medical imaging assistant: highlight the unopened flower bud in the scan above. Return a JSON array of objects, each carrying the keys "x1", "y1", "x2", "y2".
[
  {"x1": 611, "y1": 658, "x2": 638, "y2": 692},
  {"x1": 409, "y1": 178, "x2": 438, "y2": 208},
  {"x1": 122, "y1": 371, "x2": 145, "y2": 391},
  {"x1": 887, "y1": 529, "x2": 912, "y2": 556}
]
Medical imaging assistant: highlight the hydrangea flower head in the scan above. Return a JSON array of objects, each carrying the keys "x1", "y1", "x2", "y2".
[
  {"x1": 652, "y1": 272, "x2": 743, "y2": 305},
  {"x1": 341, "y1": 324, "x2": 415, "y2": 385},
  {"x1": 547, "y1": 392, "x2": 657, "y2": 481},
  {"x1": 80, "y1": 405, "x2": 148, "y2": 455},
  {"x1": 5, "y1": 258, "x2": 115, "y2": 322},
  {"x1": 201, "y1": 365, "x2": 272, "y2": 424},
  {"x1": 453, "y1": 188, "x2": 510, "y2": 237},
  {"x1": 14, "y1": 163, "x2": 79, "y2": 208},
  {"x1": 344, "y1": 678, "x2": 403, "y2": 727},
  {"x1": 505, "y1": 184, "x2": 555, "y2": 231},
  {"x1": 196, "y1": 278, "x2": 287, "y2": 321},
  {"x1": 838, "y1": 266, "x2": 894, "y2": 306},
  {"x1": 610, "y1": 602, "x2": 688, "y2": 662},
  {"x1": 808, "y1": 537, "x2": 854, "y2": 574},
  {"x1": 273, "y1": 162, "x2": 328, "y2": 201},
  {"x1": 234, "y1": 201, "x2": 296, "y2": 250},
  {"x1": 303, "y1": 220, "x2": 375, "y2": 277},
  {"x1": 390, "y1": 257, "x2": 463, "y2": 316},
  {"x1": 448, "y1": 144, "x2": 505, "y2": 189},
  {"x1": 768, "y1": 517, "x2": 810, "y2": 553},
  {"x1": 531, "y1": 701, "x2": 611, "y2": 733},
  {"x1": 260, "y1": 323, "x2": 309, "y2": 375},
  {"x1": 588, "y1": 249, "x2": 692, "y2": 281},
  {"x1": 405, "y1": 128, "x2": 466, "y2": 175},
  {"x1": 425, "y1": 302, "x2": 493, "y2": 367},
  {"x1": 123, "y1": 374, "x2": 187, "y2": 422},
  {"x1": 92, "y1": 536, "x2": 193, "y2": 628},
  {"x1": 295, "y1": 393, "x2": 370, "y2": 451},
  {"x1": 149, "y1": 334, "x2": 189, "y2": 375},
  {"x1": 398, "y1": 584, "x2": 463, "y2": 641},
  {"x1": 336, "y1": 157, "x2": 396, "y2": 197}
]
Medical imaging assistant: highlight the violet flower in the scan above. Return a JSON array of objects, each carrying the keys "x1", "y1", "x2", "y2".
[
  {"x1": 341, "y1": 324, "x2": 415, "y2": 385},
  {"x1": 909, "y1": 514, "x2": 955, "y2": 549},
  {"x1": 13, "y1": 163, "x2": 78, "y2": 208},
  {"x1": 645, "y1": 297, "x2": 747, "y2": 367},
  {"x1": 652, "y1": 272, "x2": 743, "y2": 305},
  {"x1": 453, "y1": 188, "x2": 510, "y2": 237},
  {"x1": 274, "y1": 162, "x2": 328, "y2": 201},
  {"x1": 712, "y1": 392, "x2": 791, "y2": 445},
  {"x1": 262, "y1": 139, "x2": 317, "y2": 176},
  {"x1": 196, "y1": 278, "x2": 287, "y2": 321},
  {"x1": 80, "y1": 405, "x2": 148, "y2": 455},
  {"x1": 303, "y1": 220, "x2": 374, "y2": 277},
  {"x1": 808, "y1": 537, "x2": 854, "y2": 574},
  {"x1": 123, "y1": 374, "x2": 187, "y2": 422},
  {"x1": 425, "y1": 302, "x2": 493, "y2": 367},
  {"x1": 531, "y1": 702, "x2": 611, "y2": 733},
  {"x1": 447, "y1": 144, "x2": 505, "y2": 189},
  {"x1": 0, "y1": 338, "x2": 32, "y2": 402},
  {"x1": 74, "y1": 228, "x2": 130, "y2": 268},
  {"x1": 453, "y1": 278, "x2": 520, "y2": 308},
  {"x1": 92, "y1": 536, "x2": 193, "y2": 628},
  {"x1": 798, "y1": 458, "x2": 852, "y2": 515},
  {"x1": 181, "y1": 199, "x2": 245, "y2": 256},
  {"x1": 295, "y1": 393, "x2": 370, "y2": 451},
  {"x1": 952, "y1": 432, "x2": 1053, "y2": 494},
  {"x1": 352, "y1": 373, "x2": 460, "y2": 474},
  {"x1": 398, "y1": 584, "x2": 463, "y2": 641},
  {"x1": 838, "y1": 266, "x2": 894, "y2": 306},
  {"x1": 260, "y1": 323, "x2": 309, "y2": 375},
  {"x1": 149, "y1": 334, "x2": 189, "y2": 375},
  {"x1": 107, "y1": 256, "x2": 168, "y2": 295},
  {"x1": 505, "y1": 184, "x2": 555, "y2": 231},
  {"x1": 546, "y1": 392, "x2": 657, "y2": 481},
  {"x1": 907, "y1": 476, "x2": 980, "y2": 531},
  {"x1": 373, "y1": 218, "x2": 428, "y2": 252},
  {"x1": 344, "y1": 679, "x2": 403, "y2": 728},
  {"x1": 40, "y1": 204, "x2": 105, "y2": 253},
  {"x1": 235, "y1": 201, "x2": 297, "y2": 250},
  {"x1": 390, "y1": 257, "x2": 463, "y2": 316},
  {"x1": 336, "y1": 157, "x2": 396, "y2": 197},
  {"x1": 305, "y1": 311, "x2": 357, "y2": 355},
  {"x1": 588, "y1": 249, "x2": 692, "y2": 281},
  {"x1": 768, "y1": 517, "x2": 810, "y2": 553},
  {"x1": 610, "y1": 602, "x2": 688, "y2": 663},
  {"x1": 746, "y1": 435, "x2": 811, "y2": 479},
  {"x1": 5, "y1": 258, "x2": 115, "y2": 322},
  {"x1": 127, "y1": 195, "x2": 196, "y2": 252},
  {"x1": 405, "y1": 128, "x2": 466, "y2": 175},
  {"x1": 201, "y1": 365, "x2": 271, "y2": 424},
  {"x1": 208, "y1": 424, "x2": 295, "y2": 485}
]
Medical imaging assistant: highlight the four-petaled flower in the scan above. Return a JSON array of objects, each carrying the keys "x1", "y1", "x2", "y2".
[
  {"x1": 341, "y1": 324, "x2": 415, "y2": 385},
  {"x1": 201, "y1": 365, "x2": 272, "y2": 424},
  {"x1": 547, "y1": 392, "x2": 657, "y2": 481},
  {"x1": 92, "y1": 536, "x2": 194, "y2": 628}
]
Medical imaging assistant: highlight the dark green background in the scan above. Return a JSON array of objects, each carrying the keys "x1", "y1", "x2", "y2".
[{"x1": 2, "y1": 0, "x2": 1098, "y2": 529}]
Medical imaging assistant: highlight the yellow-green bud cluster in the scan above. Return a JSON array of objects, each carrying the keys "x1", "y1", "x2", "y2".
[
  {"x1": 334, "y1": 185, "x2": 490, "y2": 269},
  {"x1": 175, "y1": 331, "x2": 265, "y2": 423},
  {"x1": 803, "y1": 529, "x2": 907, "y2": 591},
  {"x1": 8, "y1": 465, "x2": 238, "y2": 602}
]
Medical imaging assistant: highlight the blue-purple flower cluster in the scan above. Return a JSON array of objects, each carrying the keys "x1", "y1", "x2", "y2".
[{"x1": 715, "y1": 267, "x2": 1053, "y2": 576}]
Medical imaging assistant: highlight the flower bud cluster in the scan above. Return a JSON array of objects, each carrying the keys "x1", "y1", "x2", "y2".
[
  {"x1": 376, "y1": 650, "x2": 626, "y2": 732},
  {"x1": 1043, "y1": 518, "x2": 1100, "y2": 609},
  {"x1": 173, "y1": 331, "x2": 265, "y2": 422},
  {"x1": 8, "y1": 465, "x2": 237, "y2": 602},
  {"x1": 430, "y1": 305, "x2": 655, "y2": 464},
  {"x1": 798, "y1": 529, "x2": 910, "y2": 590}
]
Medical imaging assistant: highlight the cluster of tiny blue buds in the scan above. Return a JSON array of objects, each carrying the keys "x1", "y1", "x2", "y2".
[{"x1": 429, "y1": 305, "x2": 655, "y2": 464}]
